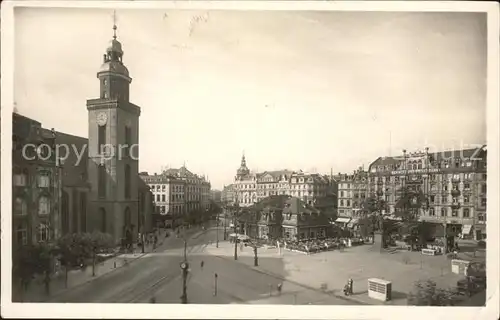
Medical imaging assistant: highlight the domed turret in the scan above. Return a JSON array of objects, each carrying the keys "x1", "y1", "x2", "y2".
[
  {"x1": 237, "y1": 153, "x2": 250, "y2": 178},
  {"x1": 97, "y1": 23, "x2": 129, "y2": 79},
  {"x1": 107, "y1": 38, "x2": 123, "y2": 55},
  {"x1": 96, "y1": 14, "x2": 132, "y2": 102}
]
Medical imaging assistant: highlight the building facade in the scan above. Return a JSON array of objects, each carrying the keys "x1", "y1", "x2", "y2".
[
  {"x1": 12, "y1": 114, "x2": 62, "y2": 248},
  {"x1": 221, "y1": 184, "x2": 236, "y2": 205},
  {"x1": 239, "y1": 195, "x2": 331, "y2": 241},
  {"x1": 140, "y1": 166, "x2": 211, "y2": 227},
  {"x1": 233, "y1": 154, "x2": 335, "y2": 208},
  {"x1": 210, "y1": 189, "x2": 222, "y2": 203},
  {"x1": 368, "y1": 147, "x2": 487, "y2": 240},
  {"x1": 335, "y1": 167, "x2": 370, "y2": 226}
]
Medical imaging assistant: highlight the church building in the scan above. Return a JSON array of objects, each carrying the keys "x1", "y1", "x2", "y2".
[{"x1": 12, "y1": 20, "x2": 153, "y2": 248}]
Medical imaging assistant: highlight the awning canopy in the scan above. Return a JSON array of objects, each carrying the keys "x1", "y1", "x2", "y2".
[
  {"x1": 347, "y1": 218, "x2": 359, "y2": 228},
  {"x1": 335, "y1": 217, "x2": 351, "y2": 223},
  {"x1": 462, "y1": 225, "x2": 473, "y2": 234}
]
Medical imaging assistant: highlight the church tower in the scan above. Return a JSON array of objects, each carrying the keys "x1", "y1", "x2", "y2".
[
  {"x1": 236, "y1": 153, "x2": 250, "y2": 180},
  {"x1": 86, "y1": 15, "x2": 141, "y2": 244}
]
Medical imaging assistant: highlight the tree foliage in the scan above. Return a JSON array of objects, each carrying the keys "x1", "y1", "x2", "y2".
[
  {"x1": 359, "y1": 196, "x2": 387, "y2": 233},
  {"x1": 12, "y1": 242, "x2": 54, "y2": 297},
  {"x1": 54, "y1": 232, "x2": 114, "y2": 268},
  {"x1": 394, "y1": 185, "x2": 427, "y2": 223}
]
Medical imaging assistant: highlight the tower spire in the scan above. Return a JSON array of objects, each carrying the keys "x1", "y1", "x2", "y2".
[{"x1": 112, "y1": 10, "x2": 118, "y2": 39}]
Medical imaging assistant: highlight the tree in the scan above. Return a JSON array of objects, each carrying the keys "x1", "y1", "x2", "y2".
[
  {"x1": 55, "y1": 234, "x2": 79, "y2": 288},
  {"x1": 394, "y1": 185, "x2": 427, "y2": 248},
  {"x1": 12, "y1": 245, "x2": 38, "y2": 300},
  {"x1": 360, "y1": 195, "x2": 388, "y2": 246},
  {"x1": 32, "y1": 242, "x2": 55, "y2": 295},
  {"x1": 54, "y1": 232, "x2": 114, "y2": 281},
  {"x1": 89, "y1": 232, "x2": 115, "y2": 277},
  {"x1": 407, "y1": 280, "x2": 461, "y2": 306}
]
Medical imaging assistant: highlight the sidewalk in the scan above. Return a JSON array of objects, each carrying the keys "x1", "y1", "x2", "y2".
[
  {"x1": 204, "y1": 241, "x2": 465, "y2": 305},
  {"x1": 16, "y1": 226, "x2": 210, "y2": 302}
]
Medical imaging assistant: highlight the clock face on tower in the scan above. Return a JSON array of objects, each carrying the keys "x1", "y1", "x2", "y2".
[{"x1": 96, "y1": 112, "x2": 108, "y2": 126}]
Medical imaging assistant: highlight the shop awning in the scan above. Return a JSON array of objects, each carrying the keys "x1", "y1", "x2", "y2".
[
  {"x1": 335, "y1": 217, "x2": 351, "y2": 223},
  {"x1": 462, "y1": 225, "x2": 472, "y2": 234},
  {"x1": 347, "y1": 218, "x2": 359, "y2": 228}
]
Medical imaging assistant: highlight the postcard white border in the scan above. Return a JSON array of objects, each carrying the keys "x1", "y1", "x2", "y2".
[{"x1": 1, "y1": 1, "x2": 499, "y2": 319}]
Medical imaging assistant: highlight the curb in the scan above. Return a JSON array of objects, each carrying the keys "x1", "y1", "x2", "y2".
[{"x1": 212, "y1": 254, "x2": 369, "y2": 305}]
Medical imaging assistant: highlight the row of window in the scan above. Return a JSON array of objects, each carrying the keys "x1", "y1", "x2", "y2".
[
  {"x1": 372, "y1": 158, "x2": 478, "y2": 173},
  {"x1": 13, "y1": 173, "x2": 51, "y2": 188},
  {"x1": 155, "y1": 193, "x2": 205, "y2": 202},
  {"x1": 14, "y1": 196, "x2": 51, "y2": 215},
  {"x1": 15, "y1": 223, "x2": 50, "y2": 245},
  {"x1": 372, "y1": 173, "x2": 486, "y2": 184},
  {"x1": 149, "y1": 184, "x2": 208, "y2": 193},
  {"x1": 237, "y1": 183, "x2": 326, "y2": 190},
  {"x1": 426, "y1": 207, "x2": 472, "y2": 218}
]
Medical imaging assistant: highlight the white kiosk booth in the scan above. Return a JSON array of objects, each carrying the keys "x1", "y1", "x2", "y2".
[{"x1": 368, "y1": 278, "x2": 392, "y2": 302}]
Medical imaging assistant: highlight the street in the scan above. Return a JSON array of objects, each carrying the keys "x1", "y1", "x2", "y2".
[{"x1": 49, "y1": 228, "x2": 357, "y2": 305}]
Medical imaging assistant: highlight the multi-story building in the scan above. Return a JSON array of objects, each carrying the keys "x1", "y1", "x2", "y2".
[
  {"x1": 336, "y1": 167, "x2": 370, "y2": 226},
  {"x1": 367, "y1": 146, "x2": 487, "y2": 240},
  {"x1": 221, "y1": 184, "x2": 236, "y2": 205},
  {"x1": 238, "y1": 195, "x2": 332, "y2": 241},
  {"x1": 12, "y1": 114, "x2": 62, "y2": 248},
  {"x1": 233, "y1": 154, "x2": 335, "y2": 208},
  {"x1": 210, "y1": 189, "x2": 222, "y2": 203},
  {"x1": 140, "y1": 166, "x2": 211, "y2": 227}
]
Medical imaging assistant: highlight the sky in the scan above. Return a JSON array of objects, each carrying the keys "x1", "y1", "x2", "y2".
[{"x1": 14, "y1": 8, "x2": 487, "y2": 190}]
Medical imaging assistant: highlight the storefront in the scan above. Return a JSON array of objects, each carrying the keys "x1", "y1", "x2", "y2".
[
  {"x1": 335, "y1": 217, "x2": 351, "y2": 228},
  {"x1": 347, "y1": 218, "x2": 359, "y2": 229},
  {"x1": 460, "y1": 224, "x2": 473, "y2": 240}
]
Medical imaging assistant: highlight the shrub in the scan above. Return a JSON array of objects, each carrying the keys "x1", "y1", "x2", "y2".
[{"x1": 407, "y1": 280, "x2": 461, "y2": 306}]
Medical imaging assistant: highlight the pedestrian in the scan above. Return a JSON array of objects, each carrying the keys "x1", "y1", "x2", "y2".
[
  {"x1": 277, "y1": 282, "x2": 283, "y2": 295},
  {"x1": 348, "y1": 278, "x2": 354, "y2": 295},
  {"x1": 201, "y1": 260, "x2": 204, "y2": 270}
]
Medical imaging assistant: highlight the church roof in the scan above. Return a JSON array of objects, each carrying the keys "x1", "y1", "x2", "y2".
[{"x1": 42, "y1": 129, "x2": 89, "y2": 188}]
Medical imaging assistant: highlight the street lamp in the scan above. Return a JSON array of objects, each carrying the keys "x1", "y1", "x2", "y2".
[
  {"x1": 216, "y1": 211, "x2": 219, "y2": 248},
  {"x1": 177, "y1": 227, "x2": 190, "y2": 304},
  {"x1": 234, "y1": 212, "x2": 238, "y2": 260},
  {"x1": 137, "y1": 196, "x2": 145, "y2": 254},
  {"x1": 180, "y1": 259, "x2": 189, "y2": 304},
  {"x1": 213, "y1": 273, "x2": 218, "y2": 296},
  {"x1": 253, "y1": 244, "x2": 258, "y2": 266},
  {"x1": 223, "y1": 203, "x2": 228, "y2": 240}
]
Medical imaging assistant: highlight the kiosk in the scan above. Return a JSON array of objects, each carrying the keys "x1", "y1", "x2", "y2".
[{"x1": 368, "y1": 278, "x2": 392, "y2": 302}]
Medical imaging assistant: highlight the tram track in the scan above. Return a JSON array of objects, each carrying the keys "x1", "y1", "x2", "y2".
[{"x1": 104, "y1": 241, "x2": 205, "y2": 303}]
